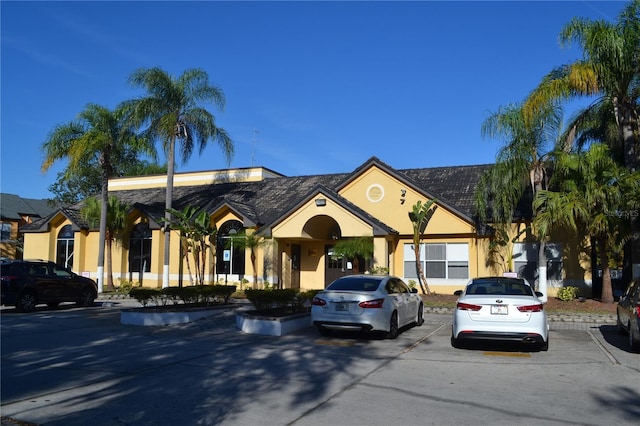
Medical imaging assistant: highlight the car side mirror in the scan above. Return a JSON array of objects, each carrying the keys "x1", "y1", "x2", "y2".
[
  {"x1": 454, "y1": 290, "x2": 463, "y2": 296},
  {"x1": 535, "y1": 291, "x2": 544, "y2": 298},
  {"x1": 411, "y1": 288, "x2": 418, "y2": 294}
]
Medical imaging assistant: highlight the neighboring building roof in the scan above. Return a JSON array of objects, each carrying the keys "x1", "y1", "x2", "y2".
[
  {"x1": 20, "y1": 158, "x2": 508, "y2": 235},
  {"x1": 0, "y1": 193, "x2": 59, "y2": 221}
]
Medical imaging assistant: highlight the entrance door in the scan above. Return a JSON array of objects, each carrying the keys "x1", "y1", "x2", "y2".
[
  {"x1": 325, "y1": 245, "x2": 348, "y2": 287},
  {"x1": 290, "y1": 244, "x2": 301, "y2": 290}
]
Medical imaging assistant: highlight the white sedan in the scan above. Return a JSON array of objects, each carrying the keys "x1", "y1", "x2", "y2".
[
  {"x1": 451, "y1": 277, "x2": 549, "y2": 351},
  {"x1": 311, "y1": 275, "x2": 424, "y2": 339}
]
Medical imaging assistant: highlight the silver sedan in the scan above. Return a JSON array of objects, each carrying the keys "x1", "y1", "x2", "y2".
[{"x1": 311, "y1": 275, "x2": 424, "y2": 339}]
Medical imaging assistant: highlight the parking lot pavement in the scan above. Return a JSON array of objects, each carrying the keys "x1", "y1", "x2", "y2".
[{"x1": 1, "y1": 307, "x2": 638, "y2": 426}]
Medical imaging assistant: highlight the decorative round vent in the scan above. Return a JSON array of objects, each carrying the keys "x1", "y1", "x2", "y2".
[{"x1": 366, "y1": 184, "x2": 384, "y2": 203}]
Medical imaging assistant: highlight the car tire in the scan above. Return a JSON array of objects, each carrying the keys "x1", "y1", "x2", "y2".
[
  {"x1": 539, "y1": 339, "x2": 549, "y2": 352},
  {"x1": 415, "y1": 303, "x2": 424, "y2": 326},
  {"x1": 16, "y1": 292, "x2": 37, "y2": 313},
  {"x1": 316, "y1": 326, "x2": 332, "y2": 337},
  {"x1": 386, "y1": 311, "x2": 399, "y2": 339},
  {"x1": 77, "y1": 288, "x2": 95, "y2": 307},
  {"x1": 617, "y1": 314, "x2": 626, "y2": 335},
  {"x1": 628, "y1": 322, "x2": 640, "y2": 352},
  {"x1": 451, "y1": 335, "x2": 460, "y2": 349}
]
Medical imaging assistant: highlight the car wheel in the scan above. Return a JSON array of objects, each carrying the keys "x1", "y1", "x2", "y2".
[
  {"x1": 416, "y1": 303, "x2": 424, "y2": 326},
  {"x1": 16, "y1": 292, "x2": 37, "y2": 313},
  {"x1": 316, "y1": 326, "x2": 332, "y2": 337},
  {"x1": 77, "y1": 288, "x2": 95, "y2": 307},
  {"x1": 47, "y1": 302, "x2": 60, "y2": 308},
  {"x1": 629, "y1": 322, "x2": 640, "y2": 352},
  {"x1": 451, "y1": 335, "x2": 460, "y2": 349},
  {"x1": 539, "y1": 339, "x2": 549, "y2": 352},
  {"x1": 386, "y1": 311, "x2": 399, "y2": 339},
  {"x1": 617, "y1": 314, "x2": 627, "y2": 334}
]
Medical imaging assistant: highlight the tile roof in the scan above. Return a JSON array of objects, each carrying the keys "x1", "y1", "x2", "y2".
[
  {"x1": 21, "y1": 159, "x2": 516, "y2": 235},
  {"x1": 0, "y1": 193, "x2": 59, "y2": 221}
]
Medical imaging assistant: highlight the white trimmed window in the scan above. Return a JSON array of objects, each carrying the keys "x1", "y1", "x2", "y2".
[
  {"x1": 513, "y1": 242, "x2": 563, "y2": 284},
  {"x1": 404, "y1": 243, "x2": 469, "y2": 279},
  {"x1": 0, "y1": 222, "x2": 11, "y2": 241}
]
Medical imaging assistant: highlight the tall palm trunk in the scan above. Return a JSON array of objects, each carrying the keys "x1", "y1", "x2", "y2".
[
  {"x1": 598, "y1": 237, "x2": 614, "y2": 304},
  {"x1": 97, "y1": 163, "x2": 108, "y2": 293},
  {"x1": 105, "y1": 231, "x2": 114, "y2": 291},
  {"x1": 413, "y1": 245, "x2": 431, "y2": 295},
  {"x1": 532, "y1": 165, "x2": 548, "y2": 302},
  {"x1": 251, "y1": 249, "x2": 257, "y2": 289},
  {"x1": 617, "y1": 102, "x2": 640, "y2": 282},
  {"x1": 163, "y1": 136, "x2": 175, "y2": 288}
]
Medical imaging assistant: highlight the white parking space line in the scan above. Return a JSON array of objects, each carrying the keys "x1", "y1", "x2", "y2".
[{"x1": 587, "y1": 329, "x2": 621, "y2": 365}]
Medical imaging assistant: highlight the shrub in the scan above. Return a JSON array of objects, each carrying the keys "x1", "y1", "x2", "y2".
[
  {"x1": 116, "y1": 279, "x2": 137, "y2": 294},
  {"x1": 244, "y1": 289, "x2": 302, "y2": 314},
  {"x1": 212, "y1": 285, "x2": 237, "y2": 303},
  {"x1": 369, "y1": 266, "x2": 389, "y2": 275},
  {"x1": 129, "y1": 288, "x2": 162, "y2": 307},
  {"x1": 557, "y1": 286, "x2": 580, "y2": 301}
]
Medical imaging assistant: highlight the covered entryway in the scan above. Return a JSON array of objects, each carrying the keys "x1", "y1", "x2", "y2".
[{"x1": 325, "y1": 244, "x2": 345, "y2": 287}]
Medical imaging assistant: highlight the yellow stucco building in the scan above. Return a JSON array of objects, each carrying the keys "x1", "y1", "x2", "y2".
[{"x1": 21, "y1": 157, "x2": 590, "y2": 296}]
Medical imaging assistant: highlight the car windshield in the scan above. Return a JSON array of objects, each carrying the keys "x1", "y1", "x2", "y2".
[
  {"x1": 326, "y1": 277, "x2": 382, "y2": 292},
  {"x1": 466, "y1": 278, "x2": 533, "y2": 296}
]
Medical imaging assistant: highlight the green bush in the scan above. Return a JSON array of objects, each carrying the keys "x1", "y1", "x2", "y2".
[
  {"x1": 131, "y1": 285, "x2": 238, "y2": 307},
  {"x1": 162, "y1": 287, "x2": 184, "y2": 305},
  {"x1": 116, "y1": 280, "x2": 137, "y2": 294},
  {"x1": 244, "y1": 289, "x2": 302, "y2": 314},
  {"x1": 557, "y1": 286, "x2": 580, "y2": 301},
  {"x1": 129, "y1": 288, "x2": 162, "y2": 307}
]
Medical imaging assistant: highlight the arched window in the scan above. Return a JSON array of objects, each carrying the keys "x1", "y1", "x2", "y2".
[
  {"x1": 56, "y1": 225, "x2": 74, "y2": 268},
  {"x1": 216, "y1": 220, "x2": 245, "y2": 276},
  {"x1": 129, "y1": 223, "x2": 152, "y2": 280}
]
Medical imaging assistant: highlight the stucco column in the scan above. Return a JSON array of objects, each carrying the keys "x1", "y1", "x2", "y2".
[{"x1": 372, "y1": 236, "x2": 389, "y2": 274}]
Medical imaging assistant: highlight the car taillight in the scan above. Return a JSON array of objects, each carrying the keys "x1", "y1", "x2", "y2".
[
  {"x1": 456, "y1": 302, "x2": 482, "y2": 311},
  {"x1": 517, "y1": 304, "x2": 544, "y2": 313},
  {"x1": 635, "y1": 303, "x2": 640, "y2": 319},
  {"x1": 311, "y1": 297, "x2": 326, "y2": 306},
  {"x1": 358, "y1": 299, "x2": 384, "y2": 309}
]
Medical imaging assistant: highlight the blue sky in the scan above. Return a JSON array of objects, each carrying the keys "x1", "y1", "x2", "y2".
[{"x1": 0, "y1": 1, "x2": 628, "y2": 200}]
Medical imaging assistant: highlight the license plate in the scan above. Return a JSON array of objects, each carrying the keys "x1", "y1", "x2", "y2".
[
  {"x1": 335, "y1": 303, "x2": 349, "y2": 312},
  {"x1": 491, "y1": 305, "x2": 508, "y2": 315}
]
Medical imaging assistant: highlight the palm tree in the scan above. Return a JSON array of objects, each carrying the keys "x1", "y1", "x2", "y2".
[
  {"x1": 42, "y1": 103, "x2": 153, "y2": 292},
  {"x1": 122, "y1": 67, "x2": 234, "y2": 288},
  {"x1": 330, "y1": 236, "x2": 374, "y2": 276},
  {"x1": 81, "y1": 196, "x2": 130, "y2": 291},
  {"x1": 229, "y1": 228, "x2": 271, "y2": 289},
  {"x1": 525, "y1": 0, "x2": 640, "y2": 170},
  {"x1": 408, "y1": 200, "x2": 438, "y2": 295},
  {"x1": 534, "y1": 144, "x2": 640, "y2": 303},
  {"x1": 166, "y1": 206, "x2": 217, "y2": 286},
  {"x1": 525, "y1": 1, "x2": 640, "y2": 281},
  {"x1": 475, "y1": 101, "x2": 563, "y2": 300}
]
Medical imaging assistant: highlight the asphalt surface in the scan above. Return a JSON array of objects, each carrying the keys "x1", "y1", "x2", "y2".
[{"x1": 1, "y1": 298, "x2": 637, "y2": 426}]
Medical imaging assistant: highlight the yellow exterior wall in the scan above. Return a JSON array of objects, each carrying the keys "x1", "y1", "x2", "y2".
[
  {"x1": 339, "y1": 166, "x2": 476, "y2": 235},
  {"x1": 23, "y1": 232, "x2": 49, "y2": 261},
  {"x1": 273, "y1": 194, "x2": 373, "y2": 239}
]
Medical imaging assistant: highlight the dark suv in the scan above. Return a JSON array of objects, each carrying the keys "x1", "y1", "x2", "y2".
[
  {"x1": 616, "y1": 278, "x2": 640, "y2": 352},
  {"x1": 1, "y1": 260, "x2": 98, "y2": 312}
]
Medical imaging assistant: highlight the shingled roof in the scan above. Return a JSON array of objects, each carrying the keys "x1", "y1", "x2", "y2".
[
  {"x1": 0, "y1": 193, "x2": 59, "y2": 221},
  {"x1": 21, "y1": 158, "x2": 507, "y2": 235}
]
